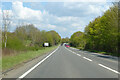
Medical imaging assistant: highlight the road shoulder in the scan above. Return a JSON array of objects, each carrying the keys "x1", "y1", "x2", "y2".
[{"x1": 2, "y1": 47, "x2": 57, "y2": 78}]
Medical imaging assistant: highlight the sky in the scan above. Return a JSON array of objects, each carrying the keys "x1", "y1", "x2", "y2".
[{"x1": 0, "y1": 1, "x2": 113, "y2": 38}]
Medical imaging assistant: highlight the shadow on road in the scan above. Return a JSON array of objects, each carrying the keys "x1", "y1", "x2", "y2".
[
  {"x1": 77, "y1": 49, "x2": 118, "y2": 61},
  {"x1": 96, "y1": 55, "x2": 118, "y2": 61}
]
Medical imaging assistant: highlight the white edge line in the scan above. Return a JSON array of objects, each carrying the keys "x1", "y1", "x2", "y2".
[
  {"x1": 18, "y1": 46, "x2": 59, "y2": 78},
  {"x1": 98, "y1": 64, "x2": 120, "y2": 74},
  {"x1": 83, "y1": 57, "x2": 92, "y2": 62}
]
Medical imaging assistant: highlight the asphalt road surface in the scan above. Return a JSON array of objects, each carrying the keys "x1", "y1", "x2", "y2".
[{"x1": 17, "y1": 45, "x2": 119, "y2": 78}]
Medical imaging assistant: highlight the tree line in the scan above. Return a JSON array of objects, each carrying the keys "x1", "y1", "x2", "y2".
[
  {"x1": 2, "y1": 24, "x2": 61, "y2": 55},
  {"x1": 70, "y1": 4, "x2": 119, "y2": 56}
]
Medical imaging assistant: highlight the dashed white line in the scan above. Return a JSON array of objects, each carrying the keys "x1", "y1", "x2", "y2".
[
  {"x1": 77, "y1": 54, "x2": 81, "y2": 56},
  {"x1": 83, "y1": 57, "x2": 92, "y2": 62},
  {"x1": 65, "y1": 46, "x2": 119, "y2": 75},
  {"x1": 98, "y1": 64, "x2": 120, "y2": 74},
  {"x1": 65, "y1": 47, "x2": 75, "y2": 53},
  {"x1": 18, "y1": 46, "x2": 59, "y2": 78}
]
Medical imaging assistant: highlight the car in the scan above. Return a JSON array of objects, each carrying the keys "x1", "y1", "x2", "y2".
[
  {"x1": 66, "y1": 45, "x2": 70, "y2": 47},
  {"x1": 61, "y1": 43, "x2": 63, "y2": 46},
  {"x1": 65, "y1": 44, "x2": 70, "y2": 47}
]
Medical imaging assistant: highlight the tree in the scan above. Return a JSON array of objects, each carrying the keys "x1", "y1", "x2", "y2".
[
  {"x1": 84, "y1": 4, "x2": 118, "y2": 55},
  {"x1": 61, "y1": 37, "x2": 69, "y2": 43},
  {"x1": 2, "y1": 10, "x2": 11, "y2": 48},
  {"x1": 70, "y1": 31, "x2": 86, "y2": 49},
  {"x1": 47, "y1": 30, "x2": 61, "y2": 45}
]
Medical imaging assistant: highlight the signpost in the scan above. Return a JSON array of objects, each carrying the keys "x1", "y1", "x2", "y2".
[{"x1": 44, "y1": 43, "x2": 49, "y2": 47}]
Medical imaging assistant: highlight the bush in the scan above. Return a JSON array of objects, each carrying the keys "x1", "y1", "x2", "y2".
[{"x1": 2, "y1": 33, "x2": 25, "y2": 50}]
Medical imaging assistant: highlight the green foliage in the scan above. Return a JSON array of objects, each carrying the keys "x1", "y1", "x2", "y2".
[
  {"x1": 70, "y1": 5, "x2": 119, "y2": 56},
  {"x1": 2, "y1": 24, "x2": 61, "y2": 55},
  {"x1": 15, "y1": 25, "x2": 61, "y2": 47},
  {"x1": 47, "y1": 30, "x2": 61, "y2": 45},
  {"x1": 84, "y1": 5, "x2": 118, "y2": 56},
  {"x1": 61, "y1": 37, "x2": 69, "y2": 43},
  {"x1": 70, "y1": 31, "x2": 86, "y2": 49},
  {"x1": 2, "y1": 32, "x2": 25, "y2": 50}
]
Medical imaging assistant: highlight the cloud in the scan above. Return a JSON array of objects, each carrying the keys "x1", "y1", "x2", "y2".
[
  {"x1": 12, "y1": 1, "x2": 77, "y2": 23},
  {"x1": 11, "y1": 1, "x2": 83, "y2": 30},
  {"x1": 0, "y1": 8, "x2": 2, "y2": 20},
  {"x1": 0, "y1": 8, "x2": 2, "y2": 15},
  {"x1": 12, "y1": 1, "x2": 42, "y2": 21},
  {"x1": 63, "y1": 2, "x2": 111, "y2": 16},
  {"x1": 2, "y1": 1, "x2": 111, "y2": 38},
  {"x1": 0, "y1": 8, "x2": 2, "y2": 29},
  {"x1": 47, "y1": 24, "x2": 56, "y2": 29}
]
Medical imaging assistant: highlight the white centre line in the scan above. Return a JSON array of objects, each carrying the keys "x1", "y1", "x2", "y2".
[
  {"x1": 77, "y1": 54, "x2": 81, "y2": 56},
  {"x1": 18, "y1": 46, "x2": 59, "y2": 79},
  {"x1": 65, "y1": 46, "x2": 119, "y2": 75},
  {"x1": 65, "y1": 47, "x2": 82, "y2": 57},
  {"x1": 65, "y1": 47, "x2": 74, "y2": 53},
  {"x1": 83, "y1": 57, "x2": 92, "y2": 62},
  {"x1": 98, "y1": 64, "x2": 120, "y2": 74}
]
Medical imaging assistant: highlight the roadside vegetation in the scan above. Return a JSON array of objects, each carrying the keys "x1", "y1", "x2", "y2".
[
  {"x1": 2, "y1": 45, "x2": 58, "y2": 71},
  {"x1": 2, "y1": 24, "x2": 61, "y2": 71},
  {"x1": 70, "y1": 4, "x2": 119, "y2": 56},
  {"x1": 61, "y1": 37, "x2": 69, "y2": 43},
  {"x1": 2, "y1": 24, "x2": 61, "y2": 56}
]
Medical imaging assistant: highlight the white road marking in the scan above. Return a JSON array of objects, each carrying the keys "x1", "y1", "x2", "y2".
[
  {"x1": 18, "y1": 46, "x2": 59, "y2": 78},
  {"x1": 98, "y1": 64, "x2": 120, "y2": 74},
  {"x1": 83, "y1": 57, "x2": 92, "y2": 62},
  {"x1": 65, "y1": 46, "x2": 119, "y2": 75},
  {"x1": 77, "y1": 54, "x2": 81, "y2": 56},
  {"x1": 65, "y1": 47, "x2": 82, "y2": 57},
  {"x1": 65, "y1": 47, "x2": 74, "y2": 53}
]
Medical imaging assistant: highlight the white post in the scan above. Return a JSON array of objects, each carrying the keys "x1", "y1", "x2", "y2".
[{"x1": 5, "y1": 42, "x2": 6, "y2": 48}]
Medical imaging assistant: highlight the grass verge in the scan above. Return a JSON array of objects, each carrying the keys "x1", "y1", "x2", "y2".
[
  {"x1": 85, "y1": 49, "x2": 119, "y2": 57},
  {"x1": 71, "y1": 46, "x2": 119, "y2": 57},
  {"x1": 2, "y1": 45, "x2": 58, "y2": 72}
]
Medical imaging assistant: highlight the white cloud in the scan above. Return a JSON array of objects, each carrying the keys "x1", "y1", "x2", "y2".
[
  {"x1": 11, "y1": 1, "x2": 80, "y2": 26},
  {"x1": 63, "y1": 27, "x2": 67, "y2": 31},
  {"x1": 0, "y1": 8, "x2": 2, "y2": 20},
  {"x1": 64, "y1": 2, "x2": 111, "y2": 16},
  {"x1": 0, "y1": 8, "x2": 2, "y2": 29},
  {"x1": 0, "y1": 8, "x2": 2, "y2": 15},
  {"x1": 5, "y1": 1, "x2": 111, "y2": 38},
  {"x1": 12, "y1": 1, "x2": 42, "y2": 21},
  {"x1": 57, "y1": 16, "x2": 78, "y2": 22},
  {"x1": 47, "y1": 24, "x2": 56, "y2": 29},
  {"x1": 71, "y1": 23, "x2": 81, "y2": 27},
  {"x1": 2, "y1": 0, "x2": 111, "y2": 2}
]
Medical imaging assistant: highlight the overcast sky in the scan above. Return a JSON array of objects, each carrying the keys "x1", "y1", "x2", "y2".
[{"x1": 0, "y1": 1, "x2": 113, "y2": 38}]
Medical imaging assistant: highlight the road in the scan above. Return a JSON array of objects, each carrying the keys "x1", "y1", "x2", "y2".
[{"x1": 17, "y1": 45, "x2": 119, "y2": 78}]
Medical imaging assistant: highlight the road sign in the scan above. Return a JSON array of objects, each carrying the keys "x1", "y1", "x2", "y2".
[{"x1": 44, "y1": 43, "x2": 49, "y2": 47}]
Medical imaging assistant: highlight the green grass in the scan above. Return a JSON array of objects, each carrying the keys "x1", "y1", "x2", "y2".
[{"x1": 2, "y1": 45, "x2": 58, "y2": 71}]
